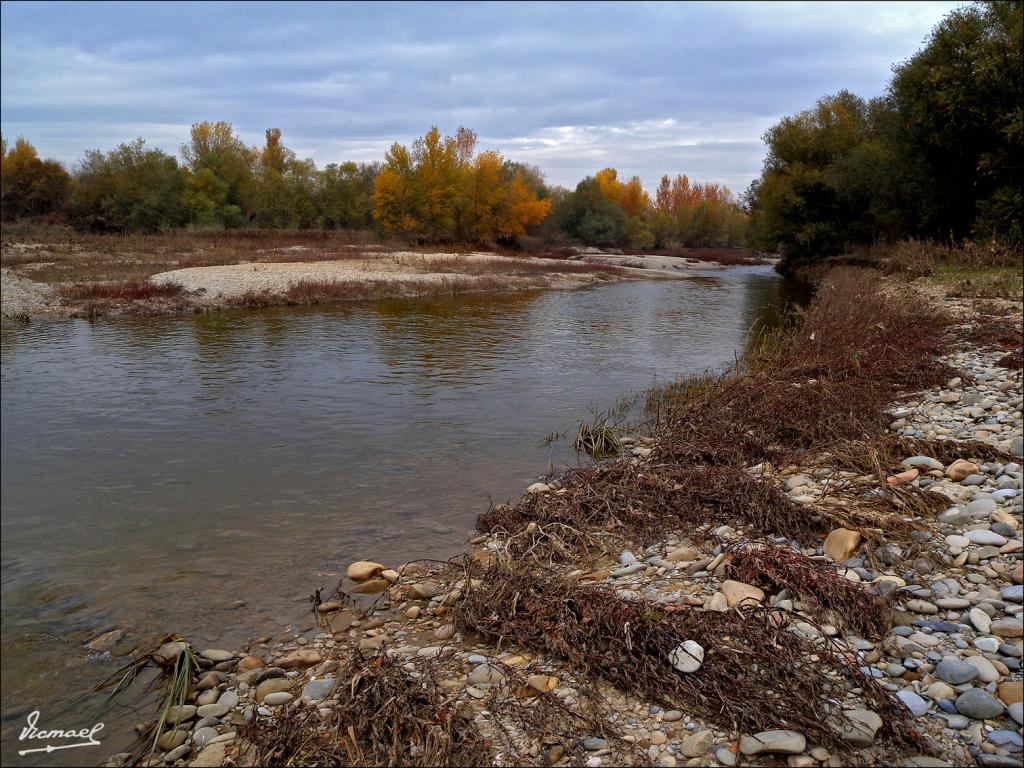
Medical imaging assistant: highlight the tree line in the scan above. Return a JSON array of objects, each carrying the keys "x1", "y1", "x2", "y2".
[
  {"x1": 1, "y1": 123, "x2": 749, "y2": 250},
  {"x1": 745, "y1": 0, "x2": 1022, "y2": 270}
]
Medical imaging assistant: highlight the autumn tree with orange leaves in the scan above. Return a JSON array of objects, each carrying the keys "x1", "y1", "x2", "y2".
[{"x1": 373, "y1": 126, "x2": 550, "y2": 243}]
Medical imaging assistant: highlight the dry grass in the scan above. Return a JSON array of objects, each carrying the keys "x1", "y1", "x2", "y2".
[
  {"x1": 243, "y1": 649, "x2": 489, "y2": 767},
  {"x1": 455, "y1": 564, "x2": 926, "y2": 761},
  {"x1": 649, "y1": 268, "x2": 952, "y2": 467},
  {"x1": 724, "y1": 540, "x2": 893, "y2": 637},
  {"x1": 59, "y1": 279, "x2": 184, "y2": 301}
]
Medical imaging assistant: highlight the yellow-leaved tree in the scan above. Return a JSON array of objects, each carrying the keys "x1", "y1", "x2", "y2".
[{"x1": 373, "y1": 126, "x2": 549, "y2": 243}]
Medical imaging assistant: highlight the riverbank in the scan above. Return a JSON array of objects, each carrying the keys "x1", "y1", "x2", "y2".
[
  {"x1": 89, "y1": 266, "x2": 1022, "y2": 768},
  {"x1": 0, "y1": 229, "x2": 767, "y2": 319}
]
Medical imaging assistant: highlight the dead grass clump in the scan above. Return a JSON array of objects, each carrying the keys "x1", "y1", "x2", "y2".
[
  {"x1": 817, "y1": 436, "x2": 1022, "y2": 475},
  {"x1": 651, "y1": 269, "x2": 952, "y2": 467},
  {"x1": 967, "y1": 317, "x2": 1023, "y2": 350},
  {"x1": 244, "y1": 649, "x2": 489, "y2": 767},
  {"x1": 455, "y1": 565, "x2": 926, "y2": 759},
  {"x1": 724, "y1": 541, "x2": 892, "y2": 638},
  {"x1": 478, "y1": 464, "x2": 822, "y2": 559},
  {"x1": 59, "y1": 279, "x2": 184, "y2": 301},
  {"x1": 996, "y1": 348, "x2": 1023, "y2": 370}
]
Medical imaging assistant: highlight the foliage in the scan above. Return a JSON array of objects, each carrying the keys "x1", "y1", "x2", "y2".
[
  {"x1": 372, "y1": 126, "x2": 550, "y2": 243},
  {"x1": 69, "y1": 139, "x2": 186, "y2": 232},
  {"x1": 0, "y1": 136, "x2": 71, "y2": 219},
  {"x1": 748, "y1": 1, "x2": 1023, "y2": 270}
]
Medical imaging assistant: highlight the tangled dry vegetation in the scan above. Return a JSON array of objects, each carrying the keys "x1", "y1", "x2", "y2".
[
  {"x1": 455, "y1": 565, "x2": 926, "y2": 763},
  {"x1": 245, "y1": 650, "x2": 490, "y2": 767}
]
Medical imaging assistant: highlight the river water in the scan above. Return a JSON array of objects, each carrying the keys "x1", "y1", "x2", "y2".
[{"x1": 0, "y1": 266, "x2": 806, "y2": 763}]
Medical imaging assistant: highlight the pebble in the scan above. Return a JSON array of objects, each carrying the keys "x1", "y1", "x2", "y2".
[
  {"x1": 263, "y1": 691, "x2": 294, "y2": 706},
  {"x1": 956, "y1": 688, "x2": 1005, "y2": 720},
  {"x1": 668, "y1": 640, "x2": 704, "y2": 673},
  {"x1": 897, "y1": 690, "x2": 929, "y2": 717},
  {"x1": 739, "y1": 730, "x2": 806, "y2": 755},
  {"x1": 936, "y1": 659, "x2": 980, "y2": 684}
]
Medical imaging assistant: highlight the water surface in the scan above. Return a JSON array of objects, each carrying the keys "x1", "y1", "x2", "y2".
[{"x1": 1, "y1": 267, "x2": 805, "y2": 763}]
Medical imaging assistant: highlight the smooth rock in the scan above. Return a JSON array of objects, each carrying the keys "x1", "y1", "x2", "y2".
[
  {"x1": 955, "y1": 688, "x2": 1005, "y2": 720},
  {"x1": 833, "y1": 709, "x2": 882, "y2": 747},
  {"x1": 199, "y1": 648, "x2": 235, "y2": 663},
  {"x1": 897, "y1": 690, "x2": 929, "y2": 717},
  {"x1": 278, "y1": 649, "x2": 321, "y2": 669},
  {"x1": 156, "y1": 729, "x2": 187, "y2": 751},
  {"x1": 302, "y1": 678, "x2": 336, "y2": 701},
  {"x1": 255, "y1": 677, "x2": 293, "y2": 702},
  {"x1": 739, "y1": 730, "x2": 806, "y2": 755},
  {"x1": 720, "y1": 580, "x2": 765, "y2": 608},
  {"x1": 409, "y1": 583, "x2": 438, "y2": 600},
  {"x1": 467, "y1": 664, "x2": 504, "y2": 685},
  {"x1": 263, "y1": 692, "x2": 294, "y2": 706},
  {"x1": 903, "y1": 456, "x2": 943, "y2": 471},
  {"x1": 966, "y1": 529, "x2": 1006, "y2": 546},
  {"x1": 997, "y1": 680, "x2": 1023, "y2": 705},
  {"x1": 350, "y1": 578, "x2": 389, "y2": 594},
  {"x1": 189, "y1": 742, "x2": 228, "y2": 768},
  {"x1": 347, "y1": 561, "x2": 386, "y2": 582},
  {"x1": 947, "y1": 460, "x2": 980, "y2": 481},
  {"x1": 681, "y1": 730, "x2": 714, "y2": 758},
  {"x1": 668, "y1": 640, "x2": 704, "y2": 673},
  {"x1": 192, "y1": 727, "x2": 220, "y2": 748},
  {"x1": 824, "y1": 528, "x2": 862, "y2": 562},
  {"x1": 936, "y1": 659, "x2": 979, "y2": 685},
  {"x1": 964, "y1": 655, "x2": 1000, "y2": 683},
  {"x1": 991, "y1": 618, "x2": 1023, "y2": 638},
  {"x1": 970, "y1": 608, "x2": 993, "y2": 634}
]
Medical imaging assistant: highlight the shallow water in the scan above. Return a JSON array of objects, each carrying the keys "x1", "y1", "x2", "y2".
[{"x1": 0, "y1": 267, "x2": 807, "y2": 763}]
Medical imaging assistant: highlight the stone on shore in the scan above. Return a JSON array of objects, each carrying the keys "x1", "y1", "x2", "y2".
[
  {"x1": 350, "y1": 578, "x2": 389, "y2": 594},
  {"x1": 720, "y1": 580, "x2": 765, "y2": 607},
  {"x1": 946, "y1": 459, "x2": 979, "y2": 481},
  {"x1": 347, "y1": 561, "x2": 386, "y2": 582},
  {"x1": 823, "y1": 528, "x2": 862, "y2": 562},
  {"x1": 739, "y1": 730, "x2": 806, "y2": 755},
  {"x1": 190, "y1": 741, "x2": 229, "y2": 767},
  {"x1": 955, "y1": 688, "x2": 1005, "y2": 720},
  {"x1": 668, "y1": 640, "x2": 704, "y2": 673},
  {"x1": 255, "y1": 677, "x2": 294, "y2": 702}
]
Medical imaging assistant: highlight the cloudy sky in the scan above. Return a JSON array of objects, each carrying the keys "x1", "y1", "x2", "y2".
[{"x1": 2, "y1": 1, "x2": 962, "y2": 193}]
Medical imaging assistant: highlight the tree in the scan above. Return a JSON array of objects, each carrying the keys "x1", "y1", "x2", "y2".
[
  {"x1": 316, "y1": 161, "x2": 378, "y2": 229},
  {"x1": 0, "y1": 136, "x2": 71, "y2": 219},
  {"x1": 747, "y1": 91, "x2": 880, "y2": 257},
  {"x1": 70, "y1": 139, "x2": 185, "y2": 232},
  {"x1": 372, "y1": 126, "x2": 549, "y2": 243},
  {"x1": 180, "y1": 121, "x2": 252, "y2": 227},
  {"x1": 887, "y1": 0, "x2": 1022, "y2": 243},
  {"x1": 555, "y1": 176, "x2": 629, "y2": 247}
]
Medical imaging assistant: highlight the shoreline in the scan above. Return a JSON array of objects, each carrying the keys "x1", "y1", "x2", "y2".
[{"x1": 89, "y1": 268, "x2": 1022, "y2": 768}]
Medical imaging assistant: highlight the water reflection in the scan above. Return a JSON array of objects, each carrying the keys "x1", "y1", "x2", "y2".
[{"x1": 0, "y1": 267, "x2": 804, "y2": 765}]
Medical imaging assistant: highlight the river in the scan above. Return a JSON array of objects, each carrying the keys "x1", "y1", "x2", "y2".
[{"x1": 0, "y1": 266, "x2": 807, "y2": 764}]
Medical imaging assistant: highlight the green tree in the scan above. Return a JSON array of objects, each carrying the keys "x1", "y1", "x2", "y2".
[
  {"x1": 887, "y1": 0, "x2": 1022, "y2": 243},
  {"x1": 70, "y1": 139, "x2": 185, "y2": 232},
  {"x1": 180, "y1": 121, "x2": 252, "y2": 227}
]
